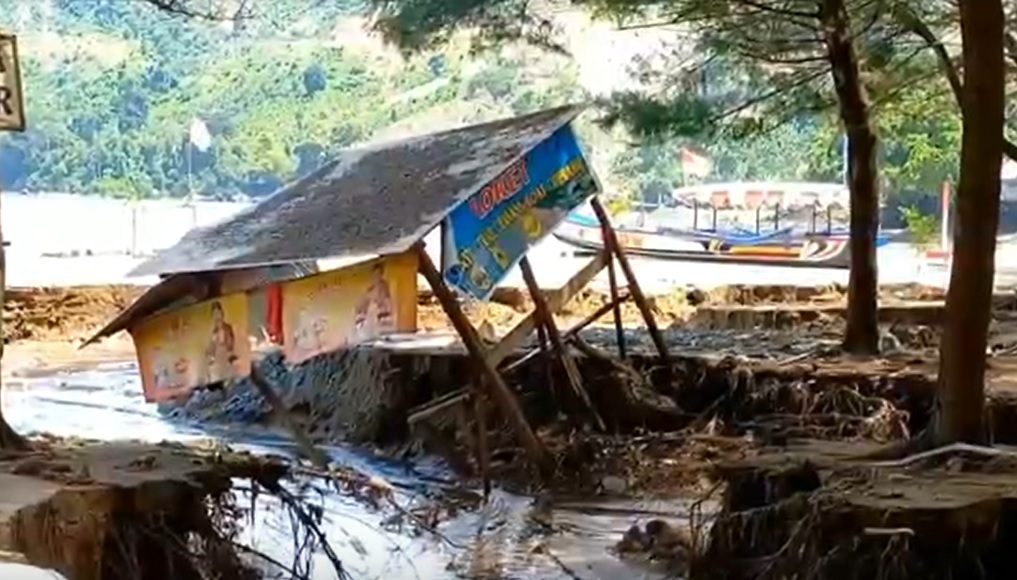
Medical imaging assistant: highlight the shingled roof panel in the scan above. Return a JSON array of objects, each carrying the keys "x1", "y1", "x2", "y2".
[{"x1": 130, "y1": 104, "x2": 586, "y2": 277}]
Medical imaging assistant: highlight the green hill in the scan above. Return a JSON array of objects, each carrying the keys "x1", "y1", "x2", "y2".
[
  {"x1": 0, "y1": 0, "x2": 591, "y2": 199},
  {"x1": 0, "y1": 0, "x2": 960, "y2": 208}
]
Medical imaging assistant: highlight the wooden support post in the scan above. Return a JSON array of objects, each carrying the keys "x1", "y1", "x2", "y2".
[
  {"x1": 249, "y1": 364, "x2": 330, "y2": 470},
  {"x1": 501, "y1": 291, "x2": 630, "y2": 376},
  {"x1": 0, "y1": 174, "x2": 25, "y2": 449},
  {"x1": 590, "y1": 197, "x2": 672, "y2": 365},
  {"x1": 408, "y1": 389, "x2": 472, "y2": 426},
  {"x1": 473, "y1": 389, "x2": 491, "y2": 498},
  {"x1": 487, "y1": 250, "x2": 608, "y2": 366},
  {"x1": 535, "y1": 317, "x2": 557, "y2": 406},
  {"x1": 520, "y1": 257, "x2": 605, "y2": 431},
  {"x1": 415, "y1": 246, "x2": 547, "y2": 470},
  {"x1": 601, "y1": 221, "x2": 627, "y2": 360}
]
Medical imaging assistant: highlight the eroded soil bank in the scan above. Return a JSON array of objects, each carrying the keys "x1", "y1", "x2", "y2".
[
  {"x1": 18, "y1": 282, "x2": 1017, "y2": 577},
  {"x1": 699, "y1": 441, "x2": 1017, "y2": 579},
  {"x1": 2, "y1": 281, "x2": 960, "y2": 342},
  {"x1": 0, "y1": 439, "x2": 287, "y2": 580}
]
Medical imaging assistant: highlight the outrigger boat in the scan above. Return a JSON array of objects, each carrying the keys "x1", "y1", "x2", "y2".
[{"x1": 555, "y1": 182, "x2": 887, "y2": 269}]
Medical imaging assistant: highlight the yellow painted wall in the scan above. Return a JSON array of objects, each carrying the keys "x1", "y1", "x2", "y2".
[
  {"x1": 281, "y1": 252, "x2": 418, "y2": 364},
  {"x1": 130, "y1": 292, "x2": 251, "y2": 402}
]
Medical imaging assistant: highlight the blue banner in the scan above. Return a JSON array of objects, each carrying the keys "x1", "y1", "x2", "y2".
[{"x1": 442, "y1": 124, "x2": 599, "y2": 300}]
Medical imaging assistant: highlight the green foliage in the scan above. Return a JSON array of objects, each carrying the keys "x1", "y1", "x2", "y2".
[
  {"x1": 369, "y1": 0, "x2": 963, "y2": 204},
  {"x1": 899, "y1": 204, "x2": 939, "y2": 250},
  {"x1": 0, "y1": 0, "x2": 964, "y2": 208},
  {"x1": 0, "y1": 0, "x2": 583, "y2": 198}
]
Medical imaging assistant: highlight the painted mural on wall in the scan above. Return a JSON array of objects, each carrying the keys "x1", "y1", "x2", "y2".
[
  {"x1": 130, "y1": 292, "x2": 251, "y2": 402},
  {"x1": 281, "y1": 253, "x2": 418, "y2": 364},
  {"x1": 441, "y1": 124, "x2": 600, "y2": 300}
]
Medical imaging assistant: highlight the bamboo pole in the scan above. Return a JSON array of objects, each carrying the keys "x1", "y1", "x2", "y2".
[
  {"x1": 487, "y1": 250, "x2": 608, "y2": 365},
  {"x1": 415, "y1": 246, "x2": 547, "y2": 471},
  {"x1": 590, "y1": 197, "x2": 671, "y2": 364},
  {"x1": 500, "y1": 290, "x2": 630, "y2": 376},
  {"x1": 601, "y1": 222, "x2": 627, "y2": 359},
  {"x1": 519, "y1": 257, "x2": 604, "y2": 431},
  {"x1": 535, "y1": 317, "x2": 557, "y2": 406}
]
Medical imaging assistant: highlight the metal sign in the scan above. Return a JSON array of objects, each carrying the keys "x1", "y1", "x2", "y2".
[
  {"x1": 0, "y1": 32, "x2": 25, "y2": 132},
  {"x1": 441, "y1": 124, "x2": 600, "y2": 300}
]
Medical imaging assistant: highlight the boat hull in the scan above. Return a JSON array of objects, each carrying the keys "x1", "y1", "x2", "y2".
[{"x1": 554, "y1": 223, "x2": 851, "y2": 269}]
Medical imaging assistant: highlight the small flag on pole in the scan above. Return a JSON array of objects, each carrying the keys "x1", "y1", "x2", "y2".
[
  {"x1": 189, "y1": 117, "x2": 212, "y2": 152},
  {"x1": 678, "y1": 146, "x2": 712, "y2": 179}
]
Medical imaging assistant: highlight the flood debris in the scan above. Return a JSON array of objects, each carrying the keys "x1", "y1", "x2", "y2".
[
  {"x1": 696, "y1": 440, "x2": 1017, "y2": 580},
  {"x1": 0, "y1": 434, "x2": 477, "y2": 580},
  {"x1": 36, "y1": 106, "x2": 1017, "y2": 578},
  {"x1": 0, "y1": 438, "x2": 291, "y2": 580},
  {"x1": 82, "y1": 104, "x2": 656, "y2": 489}
]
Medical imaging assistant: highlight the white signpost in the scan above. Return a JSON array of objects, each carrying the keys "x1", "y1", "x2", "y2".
[
  {"x1": 0, "y1": 32, "x2": 23, "y2": 441},
  {"x1": 0, "y1": 32, "x2": 25, "y2": 132}
]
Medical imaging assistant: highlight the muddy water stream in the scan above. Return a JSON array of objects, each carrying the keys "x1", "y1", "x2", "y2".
[{"x1": 5, "y1": 361, "x2": 698, "y2": 579}]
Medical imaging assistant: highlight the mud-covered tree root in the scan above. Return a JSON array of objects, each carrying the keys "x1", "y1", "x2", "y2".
[{"x1": 694, "y1": 445, "x2": 1017, "y2": 580}]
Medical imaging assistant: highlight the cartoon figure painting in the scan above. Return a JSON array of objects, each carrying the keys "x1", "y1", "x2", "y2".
[
  {"x1": 353, "y1": 262, "x2": 395, "y2": 342},
  {"x1": 204, "y1": 300, "x2": 238, "y2": 383},
  {"x1": 133, "y1": 293, "x2": 251, "y2": 402},
  {"x1": 152, "y1": 349, "x2": 184, "y2": 392},
  {"x1": 281, "y1": 254, "x2": 416, "y2": 364},
  {"x1": 291, "y1": 306, "x2": 330, "y2": 361},
  {"x1": 151, "y1": 318, "x2": 191, "y2": 393}
]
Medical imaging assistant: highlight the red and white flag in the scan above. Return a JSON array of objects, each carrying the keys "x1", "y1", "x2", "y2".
[{"x1": 678, "y1": 147, "x2": 712, "y2": 178}]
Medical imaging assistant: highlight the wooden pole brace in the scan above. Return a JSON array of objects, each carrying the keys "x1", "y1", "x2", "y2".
[
  {"x1": 590, "y1": 197, "x2": 672, "y2": 365},
  {"x1": 487, "y1": 249, "x2": 609, "y2": 366},
  {"x1": 519, "y1": 257, "x2": 605, "y2": 431},
  {"x1": 501, "y1": 290, "x2": 630, "y2": 375},
  {"x1": 415, "y1": 246, "x2": 547, "y2": 471},
  {"x1": 249, "y1": 364, "x2": 330, "y2": 470},
  {"x1": 601, "y1": 221, "x2": 628, "y2": 359},
  {"x1": 535, "y1": 316, "x2": 557, "y2": 407}
]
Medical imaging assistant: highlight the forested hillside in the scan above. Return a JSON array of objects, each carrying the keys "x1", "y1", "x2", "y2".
[{"x1": 0, "y1": 0, "x2": 962, "y2": 206}]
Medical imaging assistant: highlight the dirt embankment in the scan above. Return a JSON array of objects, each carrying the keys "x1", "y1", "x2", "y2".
[
  {"x1": 0, "y1": 439, "x2": 287, "y2": 580},
  {"x1": 4, "y1": 285, "x2": 145, "y2": 343},
  {"x1": 2, "y1": 281, "x2": 956, "y2": 344},
  {"x1": 11, "y1": 282, "x2": 1017, "y2": 577}
]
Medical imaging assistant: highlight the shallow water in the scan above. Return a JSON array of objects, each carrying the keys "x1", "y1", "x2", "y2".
[{"x1": 6, "y1": 361, "x2": 697, "y2": 579}]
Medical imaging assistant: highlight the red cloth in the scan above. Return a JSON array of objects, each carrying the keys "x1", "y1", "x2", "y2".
[{"x1": 266, "y1": 283, "x2": 283, "y2": 344}]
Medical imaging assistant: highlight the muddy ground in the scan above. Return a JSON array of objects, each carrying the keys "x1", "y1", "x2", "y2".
[{"x1": 11, "y1": 282, "x2": 1017, "y2": 578}]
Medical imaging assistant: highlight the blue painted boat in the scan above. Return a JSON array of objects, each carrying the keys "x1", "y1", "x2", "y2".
[{"x1": 563, "y1": 210, "x2": 891, "y2": 248}]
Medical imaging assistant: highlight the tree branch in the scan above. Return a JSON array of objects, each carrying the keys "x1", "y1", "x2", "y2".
[
  {"x1": 1004, "y1": 32, "x2": 1017, "y2": 72},
  {"x1": 897, "y1": 6, "x2": 1017, "y2": 161}
]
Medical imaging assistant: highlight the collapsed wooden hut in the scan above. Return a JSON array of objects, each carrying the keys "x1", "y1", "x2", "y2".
[{"x1": 85, "y1": 104, "x2": 669, "y2": 480}]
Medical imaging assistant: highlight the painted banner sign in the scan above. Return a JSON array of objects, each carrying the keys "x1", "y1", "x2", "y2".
[
  {"x1": 281, "y1": 253, "x2": 418, "y2": 364},
  {"x1": 130, "y1": 292, "x2": 251, "y2": 402},
  {"x1": 441, "y1": 124, "x2": 600, "y2": 299}
]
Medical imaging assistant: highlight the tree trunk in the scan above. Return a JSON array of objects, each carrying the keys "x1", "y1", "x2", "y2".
[
  {"x1": 0, "y1": 189, "x2": 27, "y2": 449},
  {"x1": 820, "y1": 0, "x2": 880, "y2": 355},
  {"x1": 933, "y1": 0, "x2": 1005, "y2": 445}
]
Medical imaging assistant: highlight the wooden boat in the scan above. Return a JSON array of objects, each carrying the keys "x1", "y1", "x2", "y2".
[
  {"x1": 561, "y1": 182, "x2": 865, "y2": 268},
  {"x1": 566, "y1": 212, "x2": 798, "y2": 244},
  {"x1": 557, "y1": 181, "x2": 904, "y2": 267},
  {"x1": 554, "y1": 220, "x2": 851, "y2": 268}
]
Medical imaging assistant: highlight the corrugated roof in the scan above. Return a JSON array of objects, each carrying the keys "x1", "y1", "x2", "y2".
[{"x1": 130, "y1": 104, "x2": 587, "y2": 277}]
